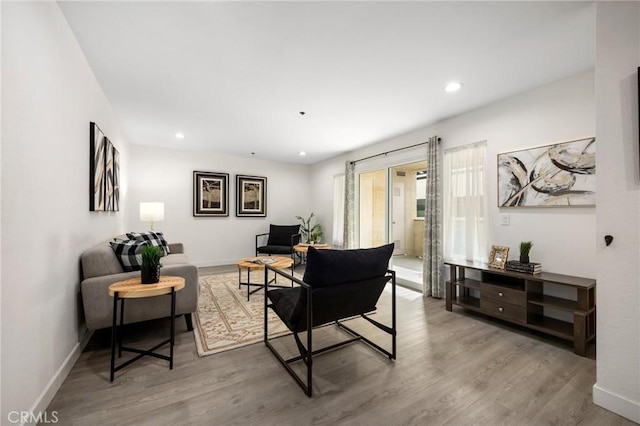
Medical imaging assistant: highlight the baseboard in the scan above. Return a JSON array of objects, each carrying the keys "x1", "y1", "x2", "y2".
[
  {"x1": 194, "y1": 258, "x2": 240, "y2": 268},
  {"x1": 24, "y1": 328, "x2": 94, "y2": 426},
  {"x1": 593, "y1": 383, "x2": 640, "y2": 423}
]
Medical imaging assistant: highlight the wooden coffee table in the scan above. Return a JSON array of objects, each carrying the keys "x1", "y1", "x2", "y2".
[
  {"x1": 108, "y1": 276, "x2": 185, "y2": 382},
  {"x1": 237, "y1": 256, "x2": 294, "y2": 301}
]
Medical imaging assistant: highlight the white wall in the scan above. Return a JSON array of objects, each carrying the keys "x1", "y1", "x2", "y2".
[
  {"x1": 1, "y1": 2, "x2": 129, "y2": 422},
  {"x1": 128, "y1": 145, "x2": 311, "y2": 266},
  {"x1": 0, "y1": 1, "x2": 4, "y2": 418},
  {"x1": 593, "y1": 2, "x2": 640, "y2": 422},
  {"x1": 436, "y1": 71, "x2": 596, "y2": 277},
  {"x1": 312, "y1": 71, "x2": 595, "y2": 277}
]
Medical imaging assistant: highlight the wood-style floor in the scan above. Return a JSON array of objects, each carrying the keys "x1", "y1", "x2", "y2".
[{"x1": 45, "y1": 266, "x2": 633, "y2": 426}]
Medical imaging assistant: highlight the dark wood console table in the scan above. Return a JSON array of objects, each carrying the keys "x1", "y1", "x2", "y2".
[{"x1": 445, "y1": 260, "x2": 595, "y2": 356}]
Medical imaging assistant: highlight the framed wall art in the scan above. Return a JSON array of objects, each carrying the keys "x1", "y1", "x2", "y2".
[
  {"x1": 89, "y1": 122, "x2": 120, "y2": 212},
  {"x1": 104, "y1": 138, "x2": 120, "y2": 212},
  {"x1": 89, "y1": 122, "x2": 106, "y2": 211},
  {"x1": 193, "y1": 171, "x2": 229, "y2": 217},
  {"x1": 236, "y1": 175, "x2": 267, "y2": 217},
  {"x1": 111, "y1": 146, "x2": 120, "y2": 211},
  {"x1": 498, "y1": 137, "x2": 595, "y2": 207},
  {"x1": 488, "y1": 245, "x2": 509, "y2": 269}
]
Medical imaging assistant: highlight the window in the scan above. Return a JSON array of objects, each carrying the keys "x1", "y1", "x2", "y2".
[
  {"x1": 443, "y1": 142, "x2": 488, "y2": 262},
  {"x1": 416, "y1": 170, "x2": 426, "y2": 217}
]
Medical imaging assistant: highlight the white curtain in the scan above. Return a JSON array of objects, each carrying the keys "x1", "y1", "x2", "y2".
[
  {"x1": 332, "y1": 174, "x2": 345, "y2": 247},
  {"x1": 343, "y1": 161, "x2": 356, "y2": 249},
  {"x1": 423, "y1": 136, "x2": 444, "y2": 298},
  {"x1": 443, "y1": 141, "x2": 489, "y2": 263}
]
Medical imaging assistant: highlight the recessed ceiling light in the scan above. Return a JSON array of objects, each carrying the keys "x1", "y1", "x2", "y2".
[
  {"x1": 299, "y1": 151, "x2": 307, "y2": 156},
  {"x1": 444, "y1": 81, "x2": 463, "y2": 93},
  {"x1": 175, "y1": 132, "x2": 185, "y2": 139}
]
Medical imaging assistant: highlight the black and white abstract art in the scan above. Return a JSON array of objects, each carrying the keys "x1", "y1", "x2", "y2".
[
  {"x1": 89, "y1": 122, "x2": 120, "y2": 212},
  {"x1": 89, "y1": 122, "x2": 106, "y2": 211},
  {"x1": 498, "y1": 137, "x2": 596, "y2": 207}
]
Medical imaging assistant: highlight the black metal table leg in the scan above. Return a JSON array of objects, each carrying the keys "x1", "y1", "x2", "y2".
[
  {"x1": 110, "y1": 292, "x2": 118, "y2": 382},
  {"x1": 118, "y1": 298, "x2": 125, "y2": 358},
  {"x1": 170, "y1": 288, "x2": 176, "y2": 369},
  {"x1": 247, "y1": 268, "x2": 251, "y2": 301}
]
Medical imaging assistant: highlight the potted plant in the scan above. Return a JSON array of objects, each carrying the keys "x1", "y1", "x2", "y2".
[
  {"x1": 310, "y1": 229, "x2": 324, "y2": 244},
  {"x1": 296, "y1": 213, "x2": 323, "y2": 244},
  {"x1": 141, "y1": 245, "x2": 163, "y2": 284},
  {"x1": 519, "y1": 241, "x2": 533, "y2": 264}
]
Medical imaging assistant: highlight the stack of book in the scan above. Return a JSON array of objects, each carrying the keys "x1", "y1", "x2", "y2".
[{"x1": 505, "y1": 260, "x2": 542, "y2": 274}]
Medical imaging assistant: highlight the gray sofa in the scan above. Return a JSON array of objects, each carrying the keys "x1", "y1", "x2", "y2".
[{"x1": 80, "y1": 239, "x2": 199, "y2": 331}]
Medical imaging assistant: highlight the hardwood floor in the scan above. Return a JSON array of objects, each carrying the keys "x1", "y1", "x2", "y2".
[{"x1": 45, "y1": 266, "x2": 632, "y2": 426}]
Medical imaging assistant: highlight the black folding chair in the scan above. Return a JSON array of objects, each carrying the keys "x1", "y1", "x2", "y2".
[
  {"x1": 264, "y1": 243, "x2": 396, "y2": 396},
  {"x1": 255, "y1": 224, "x2": 301, "y2": 264}
]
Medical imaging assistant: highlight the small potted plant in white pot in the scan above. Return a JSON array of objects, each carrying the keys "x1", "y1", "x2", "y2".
[{"x1": 141, "y1": 245, "x2": 163, "y2": 284}]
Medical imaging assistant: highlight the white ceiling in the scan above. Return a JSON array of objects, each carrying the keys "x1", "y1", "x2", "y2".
[{"x1": 58, "y1": 1, "x2": 595, "y2": 165}]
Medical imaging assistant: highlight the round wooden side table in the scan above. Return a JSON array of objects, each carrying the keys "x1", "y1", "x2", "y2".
[
  {"x1": 236, "y1": 256, "x2": 294, "y2": 301},
  {"x1": 108, "y1": 275, "x2": 185, "y2": 382},
  {"x1": 293, "y1": 243, "x2": 331, "y2": 266}
]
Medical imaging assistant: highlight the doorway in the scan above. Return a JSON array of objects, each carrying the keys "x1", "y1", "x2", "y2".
[
  {"x1": 389, "y1": 161, "x2": 427, "y2": 291},
  {"x1": 357, "y1": 161, "x2": 426, "y2": 291}
]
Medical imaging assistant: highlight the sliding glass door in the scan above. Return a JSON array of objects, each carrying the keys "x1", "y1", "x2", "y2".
[
  {"x1": 357, "y1": 160, "x2": 427, "y2": 291},
  {"x1": 358, "y1": 169, "x2": 387, "y2": 248}
]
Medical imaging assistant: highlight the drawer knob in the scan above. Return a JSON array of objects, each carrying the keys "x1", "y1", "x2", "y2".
[
  {"x1": 498, "y1": 307, "x2": 504, "y2": 312},
  {"x1": 498, "y1": 292, "x2": 504, "y2": 297}
]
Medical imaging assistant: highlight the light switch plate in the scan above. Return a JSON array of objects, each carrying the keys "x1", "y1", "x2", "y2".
[{"x1": 500, "y1": 213, "x2": 510, "y2": 226}]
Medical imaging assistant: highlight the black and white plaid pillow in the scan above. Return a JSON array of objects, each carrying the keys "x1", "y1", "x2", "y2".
[
  {"x1": 126, "y1": 231, "x2": 170, "y2": 256},
  {"x1": 110, "y1": 240, "x2": 149, "y2": 272}
]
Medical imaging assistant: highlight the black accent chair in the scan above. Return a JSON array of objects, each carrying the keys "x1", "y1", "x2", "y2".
[
  {"x1": 264, "y1": 243, "x2": 396, "y2": 397},
  {"x1": 256, "y1": 224, "x2": 301, "y2": 262}
]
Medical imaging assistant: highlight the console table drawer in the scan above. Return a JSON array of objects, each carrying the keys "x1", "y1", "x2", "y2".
[
  {"x1": 481, "y1": 299, "x2": 526, "y2": 323},
  {"x1": 481, "y1": 283, "x2": 525, "y2": 307}
]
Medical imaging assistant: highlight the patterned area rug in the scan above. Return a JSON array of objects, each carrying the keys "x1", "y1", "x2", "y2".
[{"x1": 193, "y1": 271, "x2": 293, "y2": 357}]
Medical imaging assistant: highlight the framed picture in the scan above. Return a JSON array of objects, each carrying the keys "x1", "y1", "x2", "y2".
[
  {"x1": 488, "y1": 245, "x2": 509, "y2": 269},
  {"x1": 89, "y1": 122, "x2": 106, "y2": 211},
  {"x1": 236, "y1": 175, "x2": 267, "y2": 217},
  {"x1": 104, "y1": 138, "x2": 120, "y2": 212},
  {"x1": 193, "y1": 171, "x2": 229, "y2": 217},
  {"x1": 498, "y1": 137, "x2": 595, "y2": 207},
  {"x1": 112, "y1": 146, "x2": 120, "y2": 211}
]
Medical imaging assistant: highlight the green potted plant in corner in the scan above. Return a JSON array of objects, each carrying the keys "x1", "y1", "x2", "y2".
[
  {"x1": 141, "y1": 245, "x2": 163, "y2": 284},
  {"x1": 296, "y1": 212, "x2": 323, "y2": 244},
  {"x1": 519, "y1": 241, "x2": 533, "y2": 264},
  {"x1": 310, "y1": 229, "x2": 324, "y2": 244}
]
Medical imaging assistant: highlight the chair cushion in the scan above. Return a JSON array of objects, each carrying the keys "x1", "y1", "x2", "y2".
[
  {"x1": 267, "y1": 225, "x2": 300, "y2": 247},
  {"x1": 267, "y1": 287, "x2": 304, "y2": 331},
  {"x1": 127, "y1": 231, "x2": 171, "y2": 255},
  {"x1": 109, "y1": 240, "x2": 149, "y2": 272},
  {"x1": 257, "y1": 245, "x2": 294, "y2": 255},
  {"x1": 303, "y1": 243, "x2": 394, "y2": 287}
]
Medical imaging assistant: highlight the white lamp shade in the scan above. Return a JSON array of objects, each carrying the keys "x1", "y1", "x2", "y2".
[{"x1": 140, "y1": 202, "x2": 165, "y2": 221}]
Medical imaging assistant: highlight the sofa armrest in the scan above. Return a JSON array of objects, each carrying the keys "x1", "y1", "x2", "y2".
[{"x1": 169, "y1": 242, "x2": 184, "y2": 254}]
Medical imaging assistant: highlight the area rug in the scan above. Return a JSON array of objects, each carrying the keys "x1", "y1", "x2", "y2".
[{"x1": 193, "y1": 271, "x2": 294, "y2": 357}]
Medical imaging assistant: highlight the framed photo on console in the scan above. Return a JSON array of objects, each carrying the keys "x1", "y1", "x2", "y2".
[
  {"x1": 236, "y1": 175, "x2": 267, "y2": 217},
  {"x1": 193, "y1": 171, "x2": 229, "y2": 217},
  {"x1": 488, "y1": 245, "x2": 509, "y2": 269}
]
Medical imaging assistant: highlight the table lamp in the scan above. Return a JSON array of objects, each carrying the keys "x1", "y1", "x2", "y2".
[{"x1": 140, "y1": 202, "x2": 164, "y2": 230}]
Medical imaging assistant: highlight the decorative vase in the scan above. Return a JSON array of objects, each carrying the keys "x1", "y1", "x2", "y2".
[
  {"x1": 141, "y1": 264, "x2": 161, "y2": 284},
  {"x1": 519, "y1": 254, "x2": 530, "y2": 264}
]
